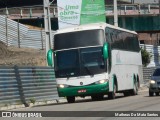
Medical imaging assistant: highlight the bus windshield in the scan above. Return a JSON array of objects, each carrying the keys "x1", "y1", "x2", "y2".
[
  {"x1": 80, "y1": 47, "x2": 105, "y2": 76},
  {"x1": 55, "y1": 47, "x2": 106, "y2": 78}
]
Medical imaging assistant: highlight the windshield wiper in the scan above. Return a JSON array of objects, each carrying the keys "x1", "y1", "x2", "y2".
[{"x1": 82, "y1": 60, "x2": 94, "y2": 77}]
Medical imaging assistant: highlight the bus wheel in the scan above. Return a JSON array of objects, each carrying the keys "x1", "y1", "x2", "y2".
[
  {"x1": 108, "y1": 84, "x2": 116, "y2": 99},
  {"x1": 67, "y1": 96, "x2": 75, "y2": 103},
  {"x1": 131, "y1": 81, "x2": 138, "y2": 95},
  {"x1": 123, "y1": 92, "x2": 130, "y2": 97},
  {"x1": 156, "y1": 92, "x2": 159, "y2": 96},
  {"x1": 91, "y1": 94, "x2": 104, "y2": 101},
  {"x1": 149, "y1": 90, "x2": 154, "y2": 96}
]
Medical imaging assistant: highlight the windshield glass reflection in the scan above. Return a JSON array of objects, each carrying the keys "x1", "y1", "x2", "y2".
[{"x1": 55, "y1": 47, "x2": 106, "y2": 78}]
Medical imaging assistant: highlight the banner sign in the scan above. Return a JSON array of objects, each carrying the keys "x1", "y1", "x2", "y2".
[
  {"x1": 80, "y1": 0, "x2": 106, "y2": 25},
  {"x1": 57, "y1": 0, "x2": 105, "y2": 29}
]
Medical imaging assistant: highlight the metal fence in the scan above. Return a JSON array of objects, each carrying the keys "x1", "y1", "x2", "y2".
[
  {"x1": 0, "y1": 67, "x2": 20, "y2": 107},
  {"x1": 15, "y1": 30, "x2": 56, "y2": 49},
  {"x1": 143, "y1": 67, "x2": 156, "y2": 83},
  {"x1": 0, "y1": 15, "x2": 28, "y2": 46},
  {"x1": 12, "y1": 29, "x2": 46, "y2": 49},
  {"x1": 0, "y1": 15, "x2": 56, "y2": 49},
  {"x1": 23, "y1": 30, "x2": 45, "y2": 49},
  {"x1": 140, "y1": 44, "x2": 160, "y2": 66},
  {"x1": 0, "y1": 66, "x2": 58, "y2": 107}
]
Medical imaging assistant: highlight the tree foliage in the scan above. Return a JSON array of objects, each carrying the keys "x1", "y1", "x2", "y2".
[{"x1": 141, "y1": 48, "x2": 151, "y2": 67}]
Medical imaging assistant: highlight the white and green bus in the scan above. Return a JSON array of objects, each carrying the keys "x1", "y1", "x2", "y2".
[{"x1": 47, "y1": 23, "x2": 142, "y2": 103}]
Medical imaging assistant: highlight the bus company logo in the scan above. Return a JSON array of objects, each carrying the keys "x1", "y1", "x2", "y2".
[
  {"x1": 80, "y1": 82, "x2": 83, "y2": 85},
  {"x1": 2, "y1": 112, "x2": 11, "y2": 117}
]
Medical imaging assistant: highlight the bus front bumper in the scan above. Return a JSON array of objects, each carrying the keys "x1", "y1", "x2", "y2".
[{"x1": 57, "y1": 82, "x2": 109, "y2": 97}]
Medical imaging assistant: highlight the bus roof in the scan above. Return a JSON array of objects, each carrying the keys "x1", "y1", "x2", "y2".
[{"x1": 56, "y1": 23, "x2": 137, "y2": 35}]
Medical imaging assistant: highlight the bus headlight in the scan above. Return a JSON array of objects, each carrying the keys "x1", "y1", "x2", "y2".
[
  {"x1": 57, "y1": 84, "x2": 69, "y2": 88},
  {"x1": 150, "y1": 80, "x2": 156, "y2": 84},
  {"x1": 95, "y1": 79, "x2": 108, "y2": 84}
]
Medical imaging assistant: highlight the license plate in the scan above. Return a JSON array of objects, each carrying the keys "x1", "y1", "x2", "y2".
[{"x1": 78, "y1": 89, "x2": 86, "y2": 93}]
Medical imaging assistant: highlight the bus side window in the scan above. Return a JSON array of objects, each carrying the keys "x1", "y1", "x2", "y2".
[
  {"x1": 134, "y1": 35, "x2": 140, "y2": 52},
  {"x1": 124, "y1": 32, "x2": 131, "y2": 51},
  {"x1": 105, "y1": 28, "x2": 112, "y2": 43},
  {"x1": 105, "y1": 32, "x2": 110, "y2": 42}
]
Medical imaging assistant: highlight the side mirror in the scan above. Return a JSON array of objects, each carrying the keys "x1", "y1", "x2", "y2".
[
  {"x1": 47, "y1": 49, "x2": 53, "y2": 66},
  {"x1": 103, "y1": 42, "x2": 109, "y2": 60}
]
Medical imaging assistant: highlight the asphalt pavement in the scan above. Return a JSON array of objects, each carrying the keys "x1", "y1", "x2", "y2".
[{"x1": 1, "y1": 89, "x2": 160, "y2": 120}]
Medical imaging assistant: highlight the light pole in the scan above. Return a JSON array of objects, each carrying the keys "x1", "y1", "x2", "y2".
[
  {"x1": 114, "y1": 0, "x2": 118, "y2": 27},
  {"x1": 43, "y1": 0, "x2": 53, "y2": 61}
]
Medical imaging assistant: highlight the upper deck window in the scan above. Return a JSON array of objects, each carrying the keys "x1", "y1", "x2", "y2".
[{"x1": 54, "y1": 29, "x2": 105, "y2": 50}]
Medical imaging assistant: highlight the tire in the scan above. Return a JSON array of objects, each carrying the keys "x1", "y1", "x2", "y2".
[
  {"x1": 67, "y1": 96, "x2": 75, "y2": 103},
  {"x1": 91, "y1": 94, "x2": 104, "y2": 101},
  {"x1": 108, "y1": 84, "x2": 116, "y2": 99},
  {"x1": 131, "y1": 81, "x2": 138, "y2": 96},
  {"x1": 123, "y1": 92, "x2": 130, "y2": 97},
  {"x1": 149, "y1": 90, "x2": 154, "y2": 96},
  {"x1": 156, "y1": 92, "x2": 159, "y2": 96},
  {"x1": 91, "y1": 95, "x2": 97, "y2": 101}
]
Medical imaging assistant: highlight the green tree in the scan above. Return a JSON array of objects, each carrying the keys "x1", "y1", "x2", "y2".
[{"x1": 141, "y1": 48, "x2": 151, "y2": 67}]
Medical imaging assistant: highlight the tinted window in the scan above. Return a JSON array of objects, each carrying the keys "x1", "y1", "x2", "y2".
[
  {"x1": 54, "y1": 47, "x2": 106, "y2": 78},
  {"x1": 80, "y1": 47, "x2": 106, "y2": 76},
  {"x1": 105, "y1": 27, "x2": 140, "y2": 52},
  {"x1": 54, "y1": 29, "x2": 105, "y2": 50},
  {"x1": 55, "y1": 49, "x2": 80, "y2": 78}
]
